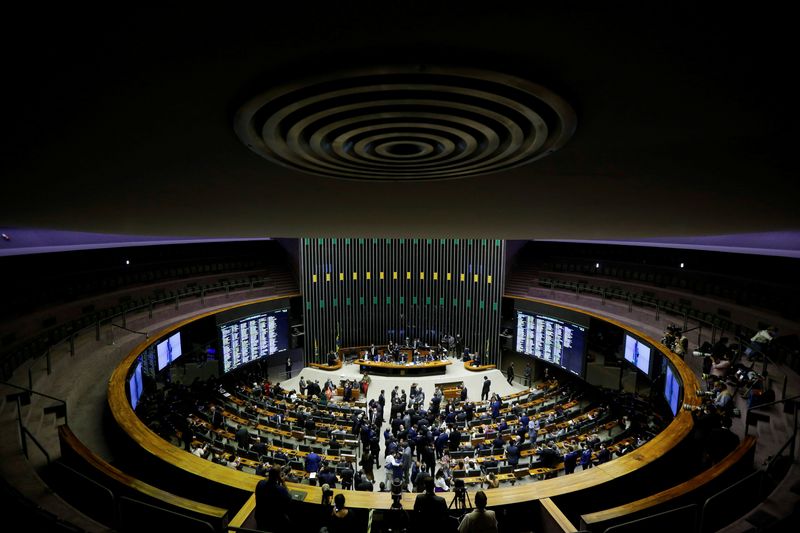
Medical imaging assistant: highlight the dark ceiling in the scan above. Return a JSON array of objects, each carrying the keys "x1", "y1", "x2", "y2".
[{"x1": 2, "y1": 5, "x2": 796, "y2": 241}]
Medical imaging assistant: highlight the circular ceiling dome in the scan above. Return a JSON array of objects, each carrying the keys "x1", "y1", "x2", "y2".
[{"x1": 234, "y1": 66, "x2": 576, "y2": 181}]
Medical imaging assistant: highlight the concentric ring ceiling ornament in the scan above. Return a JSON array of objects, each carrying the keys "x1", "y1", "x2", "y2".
[{"x1": 234, "y1": 67, "x2": 577, "y2": 181}]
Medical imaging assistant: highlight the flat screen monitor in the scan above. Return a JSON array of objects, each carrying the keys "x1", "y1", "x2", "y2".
[
  {"x1": 664, "y1": 364, "x2": 681, "y2": 416},
  {"x1": 515, "y1": 311, "x2": 587, "y2": 377},
  {"x1": 129, "y1": 358, "x2": 143, "y2": 411},
  {"x1": 156, "y1": 332, "x2": 182, "y2": 371},
  {"x1": 624, "y1": 334, "x2": 651, "y2": 375},
  {"x1": 220, "y1": 308, "x2": 290, "y2": 373}
]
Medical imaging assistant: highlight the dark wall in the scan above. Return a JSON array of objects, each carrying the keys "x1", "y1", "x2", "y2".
[{"x1": 301, "y1": 238, "x2": 506, "y2": 362}]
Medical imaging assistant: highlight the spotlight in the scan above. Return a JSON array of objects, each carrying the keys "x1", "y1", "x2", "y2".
[
  {"x1": 125, "y1": 259, "x2": 130, "y2": 265},
  {"x1": 680, "y1": 262, "x2": 685, "y2": 268},
  {"x1": 595, "y1": 263, "x2": 600, "y2": 268}
]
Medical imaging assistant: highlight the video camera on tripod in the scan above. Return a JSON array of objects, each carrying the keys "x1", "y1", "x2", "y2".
[{"x1": 449, "y1": 478, "x2": 471, "y2": 510}]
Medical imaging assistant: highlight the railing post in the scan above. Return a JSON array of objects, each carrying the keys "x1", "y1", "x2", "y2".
[
  {"x1": 122, "y1": 310, "x2": 127, "y2": 329},
  {"x1": 16, "y1": 398, "x2": 28, "y2": 459},
  {"x1": 655, "y1": 303, "x2": 660, "y2": 321},
  {"x1": 791, "y1": 408, "x2": 797, "y2": 461},
  {"x1": 201, "y1": 288, "x2": 205, "y2": 304},
  {"x1": 683, "y1": 312, "x2": 688, "y2": 331},
  {"x1": 46, "y1": 347, "x2": 52, "y2": 375},
  {"x1": 69, "y1": 334, "x2": 75, "y2": 357},
  {"x1": 697, "y1": 325, "x2": 702, "y2": 349},
  {"x1": 783, "y1": 375, "x2": 788, "y2": 401},
  {"x1": 174, "y1": 295, "x2": 179, "y2": 310},
  {"x1": 601, "y1": 288, "x2": 606, "y2": 305},
  {"x1": 148, "y1": 301, "x2": 153, "y2": 319},
  {"x1": 28, "y1": 368, "x2": 33, "y2": 390},
  {"x1": 226, "y1": 285, "x2": 230, "y2": 298},
  {"x1": 96, "y1": 320, "x2": 101, "y2": 341}
]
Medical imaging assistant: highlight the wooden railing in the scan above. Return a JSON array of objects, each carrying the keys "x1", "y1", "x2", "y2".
[
  {"x1": 579, "y1": 435, "x2": 757, "y2": 531},
  {"x1": 58, "y1": 425, "x2": 229, "y2": 531}
]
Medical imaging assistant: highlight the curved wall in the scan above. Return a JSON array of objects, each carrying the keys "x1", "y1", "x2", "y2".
[{"x1": 107, "y1": 295, "x2": 702, "y2": 511}]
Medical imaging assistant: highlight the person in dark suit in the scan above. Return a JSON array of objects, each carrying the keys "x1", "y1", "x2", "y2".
[
  {"x1": 255, "y1": 467, "x2": 292, "y2": 532},
  {"x1": 210, "y1": 405, "x2": 223, "y2": 429},
  {"x1": 449, "y1": 427, "x2": 462, "y2": 453},
  {"x1": 563, "y1": 446, "x2": 579, "y2": 474},
  {"x1": 235, "y1": 424, "x2": 250, "y2": 450},
  {"x1": 481, "y1": 376, "x2": 491, "y2": 401},
  {"x1": 460, "y1": 386, "x2": 468, "y2": 402},
  {"x1": 413, "y1": 475, "x2": 448, "y2": 528}
]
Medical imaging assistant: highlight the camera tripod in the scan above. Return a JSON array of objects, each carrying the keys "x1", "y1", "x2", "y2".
[{"x1": 449, "y1": 486, "x2": 471, "y2": 510}]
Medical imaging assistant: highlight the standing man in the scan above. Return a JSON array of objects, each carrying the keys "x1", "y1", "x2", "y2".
[
  {"x1": 507, "y1": 362, "x2": 515, "y2": 385},
  {"x1": 285, "y1": 356, "x2": 292, "y2": 379},
  {"x1": 524, "y1": 363, "x2": 532, "y2": 387},
  {"x1": 255, "y1": 467, "x2": 292, "y2": 533},
  {"x1": 481, "y1": 376, "x2": 491, "y2": 401}
]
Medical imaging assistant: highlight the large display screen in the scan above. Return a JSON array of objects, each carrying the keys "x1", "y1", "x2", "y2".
[
  {"x1": 624, "y1": 334, "x2": 651, "y2": 375},
  {"x1": 220, "y1": 308, "x2": 290, "y2": 373},
  {"x1": 156, "y1": 332, "x2": 183, "y2": 371},
  {"x1": 129, "y1": 358, "x2": 143, "y2": 411},
  {"x1": 664, "y1": 364, "x2": 681, "y2": 416},
  {"x1": 515, "y1": 311, "x2": 586, "y2": 377}
]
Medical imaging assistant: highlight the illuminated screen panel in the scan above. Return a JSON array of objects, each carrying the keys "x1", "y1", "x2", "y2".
[
  {"x1": 624, "y1": 334, "x2": 652, "y2": 375},
  {"x1": 156, "y1": 332, "x2": 182, "y2": 371},
  {"x1": 664, "y1": 364, "x2": 681, "y2": 416},
  {"x1": 220, "y1": 309, "x2": 289, "y2": 373},
  {"x1": 515, "y1": 311, "x2": 586, "y2": 377},
  {"x1": 129, "y1": 359, "x2": 143, "y2": 411}
]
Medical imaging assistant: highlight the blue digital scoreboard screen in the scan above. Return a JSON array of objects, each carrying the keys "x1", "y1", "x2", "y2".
[
  {"x1": 220, "y1": 309, "x2": 290, "y2": 373},
  {"x1": 664, "y1": 363, "x2": 681, "y2": 416},
  {"x1": 515, "y1": 311, "x2": 587, "y2": 377},
  {"x1": 624, "y1": 334, "x2": 652, "y2": 376},
  {"x1": 129, "y1": 358, "x2": 143, "y2": 411}
]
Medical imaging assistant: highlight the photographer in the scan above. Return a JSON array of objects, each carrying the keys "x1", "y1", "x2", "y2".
[
  {"x1": 325, "y1": 493, "x2": 356, "y2": 533},
  {"x1": 413, "y1": 475, "x2": 448, "y2": 528},
  {"x1": 255, "y1": 467, "x2": 292, "y2": 533}
]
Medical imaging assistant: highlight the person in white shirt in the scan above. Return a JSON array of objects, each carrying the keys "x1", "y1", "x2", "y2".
[
  {"x1": 434, "y1": 469, "x2": 450, "y2": 491},
  {"x1": 749, "y1": 327, "x2": 777, "y2": 360}
]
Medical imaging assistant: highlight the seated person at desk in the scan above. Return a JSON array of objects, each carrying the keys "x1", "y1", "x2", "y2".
[{"x1": 483, "y1": 472, "x2": 500, "y2": 489}]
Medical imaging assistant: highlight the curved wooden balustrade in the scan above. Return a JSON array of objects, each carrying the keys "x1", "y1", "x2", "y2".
[
  {"x1": 356, "y1": 358, "x2": 452, "y2": 375},
  {"x1": 108, "y1": 295, "x2": 702, "y2": 512},
  {"x1": 57, "y1": 425, "x2": 229, "y2": 529},
  {"x1": 579, "y1": 435, "x2": 757, "y2": 531}
]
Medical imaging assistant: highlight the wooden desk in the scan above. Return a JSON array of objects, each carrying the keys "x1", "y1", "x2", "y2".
[
  {"x1": 357, "y1": 359, "x2": 452, "y2": 376},
  {"x1": 464, "y1": 359, "x2": 497, "y2": 371}
]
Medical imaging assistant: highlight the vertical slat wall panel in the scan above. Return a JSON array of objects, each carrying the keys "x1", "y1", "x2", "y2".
[{"x1": 300, "y1": 239, "x2": 505, "y2": 364}]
